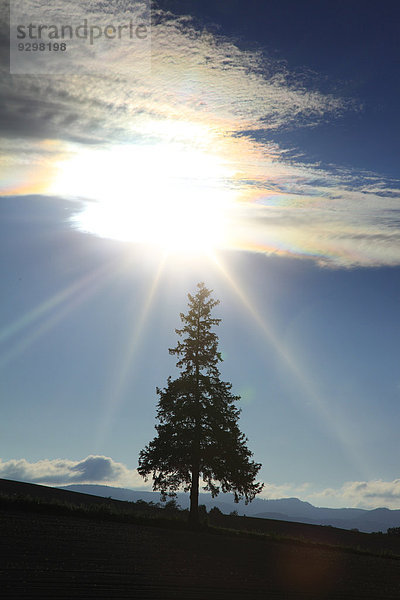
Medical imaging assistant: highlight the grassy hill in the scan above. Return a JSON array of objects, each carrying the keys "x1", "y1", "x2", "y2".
[{"x1": 1, "y1": 478, "x2": 400, "y2": 599}]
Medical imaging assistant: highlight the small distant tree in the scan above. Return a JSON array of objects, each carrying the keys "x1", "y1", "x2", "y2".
[
  {"x1": 164, "y1": 498, "x2": 179, "y2": 512},
  {"x1": 387, "y1": 527, "x2": 400, "y2": 535},
  {"x1": 138, "y1": 282, "x2": 263, "y2": 526}
]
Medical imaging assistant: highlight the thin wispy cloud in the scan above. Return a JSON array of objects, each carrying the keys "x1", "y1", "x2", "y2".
[{"x1": 2, "y1": 0, "x2": 399, "y2": 266}]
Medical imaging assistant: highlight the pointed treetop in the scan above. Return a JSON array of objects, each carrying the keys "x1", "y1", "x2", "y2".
[{"x1": 169, "y1": 282, "x2": 222, "y2": 377}]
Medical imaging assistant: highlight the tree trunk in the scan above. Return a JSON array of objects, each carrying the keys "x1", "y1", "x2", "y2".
[
  {"x1": 189, "y1": 464, "x2": 199, "y2": 527},
  {"x1": 188, "y1": 303, "x2": 202, "y2": 528}
]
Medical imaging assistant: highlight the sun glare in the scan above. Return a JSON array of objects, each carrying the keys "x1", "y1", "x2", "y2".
[{"x1": 51, "y1": 141, "x2": 236, "y2": 256}]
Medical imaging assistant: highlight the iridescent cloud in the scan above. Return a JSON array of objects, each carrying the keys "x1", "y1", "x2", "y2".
[{"x1": 2, "y1": 0, "x2": 399, "y2": 266}]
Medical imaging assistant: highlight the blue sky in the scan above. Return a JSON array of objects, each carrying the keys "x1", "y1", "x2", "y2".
[{"x1": 1, "y1": 0, "x2": 400, "y2": 509}]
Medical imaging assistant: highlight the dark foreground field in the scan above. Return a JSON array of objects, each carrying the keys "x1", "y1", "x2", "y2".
[
  {"x1": 3, "y1": 509, "x2": 400, "y2": 599},
  {"x1": 1, "y1": 481, "x2": 400, "y2": 599}
]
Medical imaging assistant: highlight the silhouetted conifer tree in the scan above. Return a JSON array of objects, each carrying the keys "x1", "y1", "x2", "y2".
[{"x1": 138, "y1": 282, "x2": 263, "y2": 526}]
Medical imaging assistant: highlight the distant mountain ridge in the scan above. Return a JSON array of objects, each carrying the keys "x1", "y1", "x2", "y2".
[{"x1": 60, "y1": 484, "x2": 400, "y2": 533}]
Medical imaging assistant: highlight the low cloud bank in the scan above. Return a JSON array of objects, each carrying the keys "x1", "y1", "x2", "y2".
[
  {"x1": 260, "y1": 479, "x2": 400, "y2": 510},
  {"x1": 0, "y1": 455, "x2": 146, "y2": 488},
  {"x1": 309, "y1": 480, "x2": 400, "y2": 510}
]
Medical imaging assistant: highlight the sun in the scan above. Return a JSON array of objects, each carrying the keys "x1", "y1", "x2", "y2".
[{"x1": 51, "y1": 142, "x2": 236, "y2": 256}]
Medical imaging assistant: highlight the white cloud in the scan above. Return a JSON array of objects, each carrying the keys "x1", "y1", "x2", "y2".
[
  {"x1": 0, "y1": 455, "x2": 149, "y2": 488},
  {"x1": 259, "y1": 481, "x2": 311, "y2": 500},
  {"x1": 306, "y1": 480, "x2": 400, "y2": 509},
  {"x1": 254, "y1": 479, "x2": 400, "y2": 510}
]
